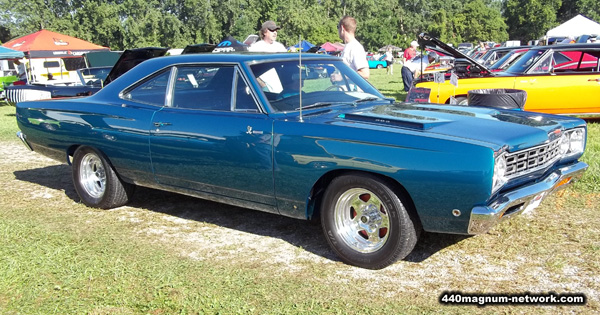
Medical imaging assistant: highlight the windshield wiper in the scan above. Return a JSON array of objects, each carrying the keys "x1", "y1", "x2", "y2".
[
  {"x1": 353, "y1": 97, "x2": 381, "y2": 104},
  {"x1": 297, "y1": 98, "x2": 379, "y2": 111},
  {"x1": 296, "y1": 102, "x2": 335, "y2": 110}
]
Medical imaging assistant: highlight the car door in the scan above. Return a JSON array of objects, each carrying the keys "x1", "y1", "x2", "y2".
[
  {"x1": 515, "y1": 50, "x2": 600, "y2": 114},
  {"x1": 148, "y1": 65, "x2": 277, "y2": 209}
]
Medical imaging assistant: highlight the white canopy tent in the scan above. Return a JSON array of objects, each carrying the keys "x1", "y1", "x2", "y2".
[{"x1": 546, "y1": 14, "x2": 600, "y2": 38}]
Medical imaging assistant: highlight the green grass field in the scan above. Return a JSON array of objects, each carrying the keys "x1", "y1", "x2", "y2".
[{"x1": 1, "y1": 71, "x2": 598, "y2": 314}]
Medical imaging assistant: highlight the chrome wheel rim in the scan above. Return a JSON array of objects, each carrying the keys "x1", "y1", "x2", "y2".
[
  {"x1": 334, "y1": 188, "x2": 390, "y2": 253},
  {"x1": 79, "y1": 153, "x2": 106, "y2": 199}
]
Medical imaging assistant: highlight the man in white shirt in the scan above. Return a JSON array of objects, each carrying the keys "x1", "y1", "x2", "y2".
[
  {"x1": 248, "y1": 21, "x2": 287, "y2": 53},
  {"x1": 338, "y1": 16, "x2": 369, "y2": 80},
  {"x1": 14, "y1": 59, "x2": 28, "y2": 81},
  {"x1": 401, "y1": 52, "x2": 438, "y2": 91}
]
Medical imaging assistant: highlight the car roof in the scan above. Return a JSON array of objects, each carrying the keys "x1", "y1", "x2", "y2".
[
  {"x1": 486, "y1": 45, "x2": 532, "y2": 52},
  {"x1": 529, "y1": 43, "x2": 600, "y2": 50},
  {"x1": 144, "y1": 52, "x2": 341, "y2": 68},
  {"x1": 96, "y1": 52, "x2": 344, "y2": 96}
]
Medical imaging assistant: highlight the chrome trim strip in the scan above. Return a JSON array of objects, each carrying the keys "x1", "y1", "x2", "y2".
[
  {"x1": 468, "y1": 161, "x2": 588, "y2": 234},
  {"x1": 16, "y1": 131, "x2": 33, "y2": 151}
]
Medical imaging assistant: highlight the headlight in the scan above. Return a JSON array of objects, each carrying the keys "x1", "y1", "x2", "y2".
[
  {"x1": 492, "y1": 153, "x2": 508, "y2": 194},
  {"x1": 560, "y1": 128, "x2": 586, "y2": 158}
]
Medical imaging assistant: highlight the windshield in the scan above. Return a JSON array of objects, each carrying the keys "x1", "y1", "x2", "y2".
[
  {"x1": 249, "y1": 60, "x2": 384, "y2": 112},
  {"x1": 504, "y1": 49, "x2": 546, "y2": 74},
  {"x1": 79, "y1": 67, "x2": 112, "y2": 86},
  {"x1": 489, "y1": 51, "x2": 515, "y2": 70},
  {"x1": 489, "y1": 49, "x2": 528, "y2": 71}
]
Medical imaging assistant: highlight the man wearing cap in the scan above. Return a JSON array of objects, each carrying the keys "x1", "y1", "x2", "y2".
[
  {"x1": 248, "y1": 20, "x2": 287, "y2": 52},
  {"x1": 401, "y1": 51, "x2": 438, "y2": 92},
  {"x1": 337, "y1": 16, "x2": 369, "y2": 79}
]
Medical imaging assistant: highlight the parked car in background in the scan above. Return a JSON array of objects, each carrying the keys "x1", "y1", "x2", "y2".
[
  {"x1": 367, "y1": 55, "x2": 387, "y2": 69},
  {"x1": 4, "y1": 66, "x2": 110, "y2": 105},
  {"x1": 488, "y1": 47, "x2": 530, "y2": 72},
  {"x1": 16, "y1": 52, "x2": 588, "y2": 269},
  {"x1": 416, "y1": 34, "x2": 600, "y2": 115},
  {"x1": 5, "y1": 48, "x2": 167, "y2": 105},
  {"x1": 457, "y1": 42, "x2": 473, "y2": 53},
  {"x1": 475, "y1": 45, "x2": 531, "y2": 67},
  {"x1": 413, "y1": 34, "x2": 493, "y2": 85}
]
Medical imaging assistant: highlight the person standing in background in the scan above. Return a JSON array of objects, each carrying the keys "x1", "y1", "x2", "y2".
[
  {"x1": 385, "y1": 47, "x2": 394, "y2": 75},
  {"x1": 14, "y1": 59, "x2": 27, "y2": 82},
  {"x1": 248, "y1": 20, "x2": 287, "y2": 52},
  {"x1": 403, "y1": 41, "x2": 418, "y2": 63},
  {"x1": 401, "y1": 40, "x2": 420, "y2": 91},
  {"x1": 337, "y1": 16, "x2": 369, "y2": 80},
  {"x1": 401, "y1": 52, "x2": 438, "y2": 92}
]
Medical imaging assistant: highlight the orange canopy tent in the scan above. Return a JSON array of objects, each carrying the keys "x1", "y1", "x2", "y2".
[{"x1": 2, "y1": 29, "x2": 109, "y2": 58}]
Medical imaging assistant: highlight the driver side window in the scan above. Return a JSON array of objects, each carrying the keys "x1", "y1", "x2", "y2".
[
  {"x1": 171, "y1": 65, "x2": 234, "y2": 111},
  {"x1": 235, "y1": 71, "x2": 260, "y2": 112}
]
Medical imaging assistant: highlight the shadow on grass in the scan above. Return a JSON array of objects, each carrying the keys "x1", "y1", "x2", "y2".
[{"x1": 14, "y1": 165, "x2": 469, "y2": 265}]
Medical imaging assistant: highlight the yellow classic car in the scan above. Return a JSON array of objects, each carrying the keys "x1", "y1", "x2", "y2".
[{"x1": 416, "y1": 42, "x2": 600, "y2": 115}]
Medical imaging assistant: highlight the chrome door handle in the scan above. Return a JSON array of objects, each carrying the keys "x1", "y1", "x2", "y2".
[{"x1": 153, "y1": 122, "x2": 172, "y2": 127}]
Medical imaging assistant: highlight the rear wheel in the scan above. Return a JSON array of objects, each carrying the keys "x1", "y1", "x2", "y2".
[
  {"x1": 321, "y1": 173, "x2": 420, "y2": 269},
  {"x1": 376, "y1": 64, "x2": 383, "y2": 69},
  {"x1": 72, "y1": 146, "x2": 135, "y2": 209}
]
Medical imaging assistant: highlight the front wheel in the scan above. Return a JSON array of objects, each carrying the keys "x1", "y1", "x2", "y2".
[
  {"x1": 376, "y1": 64, "x2": 383, "y2": 69},
  {"x1": 72, "y1": 146, "x2": 135, "y2": 209},
  {"x1": 321, "y1": 173, "x2": 420, "y2": 269}
]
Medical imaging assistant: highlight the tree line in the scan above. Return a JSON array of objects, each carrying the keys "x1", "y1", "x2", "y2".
[{"x1": 1, "y1": 0, "x2": 599, "y2": 52}]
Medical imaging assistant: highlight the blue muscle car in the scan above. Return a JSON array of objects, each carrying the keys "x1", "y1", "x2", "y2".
[
  {"x1": 367, "y1": 55, "x2": 387, "y2": 69},
  {"x1": 15, "y1": 52, "x2": 588, "y2": 269}
]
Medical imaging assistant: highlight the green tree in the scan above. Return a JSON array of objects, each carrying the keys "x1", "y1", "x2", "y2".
[
  {"x1": 557, "y1": 0, "x2": 600, "y2": 23},
  {"x1": 0, "y1": 24, "x2": 11, "y2": 43},
  {"x1": 459, "y1": 0, "x2": 508, "y2": 43},
  {"x1": 178, "y1": 0, "x2": 220, "y2": 44},
  {"x1": 0, "y1": 0, "x2": 539, "y2": 53},
  {"x1": 504, "y1": 0, "x2": 562, "y2": 42},
  {"x1": 0, "y1": 0, "x2": 76, "y2": 36},
  {"x1": 72, "y1": 0, "x2": 124, "y2": 49}
]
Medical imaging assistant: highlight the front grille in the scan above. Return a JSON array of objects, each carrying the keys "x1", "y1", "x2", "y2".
[{"x1": 505, "y1": 138, "x2": 561, "y2": 178}]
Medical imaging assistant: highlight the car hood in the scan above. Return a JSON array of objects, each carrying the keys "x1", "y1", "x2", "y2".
[
  {"x1": 417, "y1": 33, "x2": 493, "y2": 75},
  {"x1": 103, "y1": 47, "x2": 169, "y2": 86},
  {"x1": 337, "y1": 102, "x2": 582, "y2": 151}
]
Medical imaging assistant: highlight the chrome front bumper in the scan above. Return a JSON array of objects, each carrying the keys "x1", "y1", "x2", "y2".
[{"x1": 468, "y1": 161, "x2": 588, "y2": 234}]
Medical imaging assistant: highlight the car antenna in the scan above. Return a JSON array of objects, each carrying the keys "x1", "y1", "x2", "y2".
[{"x1": 298, "y1": 35, "x2": 304, "y2": 122}]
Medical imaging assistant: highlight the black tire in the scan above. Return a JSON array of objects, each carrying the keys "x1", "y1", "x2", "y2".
[
  {"x1": 72, "y1": 146, "x2": 135, "y2": 209},
  {"x1": 376, "y1": 64, "x2": 383, "y2": 69},
  {"x1": 453, "y1": 96, "x2": 468, "y2": 105},
  {"x1": 321, "y1": 173, "x2": 420, "y2": 269},
  {"x1": 467, "y1": 89, "x2": 527, "y2": 109}
]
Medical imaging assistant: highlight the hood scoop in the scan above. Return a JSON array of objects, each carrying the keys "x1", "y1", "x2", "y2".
[{"x1": 340, "y1": 104, "x2": 451, "y2": 130}]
